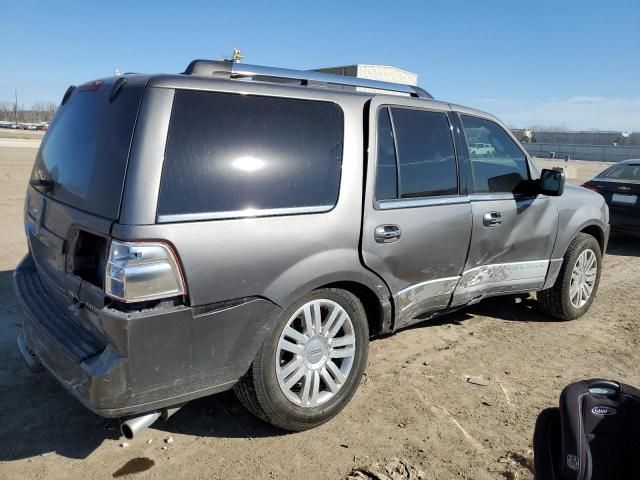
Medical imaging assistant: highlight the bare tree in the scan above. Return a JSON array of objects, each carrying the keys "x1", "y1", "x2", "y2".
[{"x1": 0, "y1": 99, "x2": 57, "y2": 123}]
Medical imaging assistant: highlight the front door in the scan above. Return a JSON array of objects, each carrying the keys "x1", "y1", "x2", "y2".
[
  {"x1": 451, "y1": 113, "x2": 558, "y2": 306},
  {"x1": 361, "y1": 98, "x2": 472, "y2": 329}
]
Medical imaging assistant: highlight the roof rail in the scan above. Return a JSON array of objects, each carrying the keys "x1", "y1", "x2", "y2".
[{"x1": 183, "y1": 60, "x2": 433, "y2": 99}]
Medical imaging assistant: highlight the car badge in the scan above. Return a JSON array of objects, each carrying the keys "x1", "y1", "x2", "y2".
[
  {"x1": 619, "y1": 186, "x2": 631, "y2": 192},
  {"x1": 35, "y1": 198, "x2": 46, "y2": 236}
]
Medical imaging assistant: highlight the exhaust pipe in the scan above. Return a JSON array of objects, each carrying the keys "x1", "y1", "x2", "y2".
[
  {"x1": 121, "y1": 412, "x2": 161, "y2": 439},
  {"x1": 120, "y1": 405, "x2": 183, "y2": 439}
]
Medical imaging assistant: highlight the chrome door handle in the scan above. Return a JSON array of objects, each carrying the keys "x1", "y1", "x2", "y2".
[
  {"x1": 483, "y1": 212, "x2": 503, "y2": 227},
  {"x1": 374, "y1": 224, "x2": 401, "y2": 243}
]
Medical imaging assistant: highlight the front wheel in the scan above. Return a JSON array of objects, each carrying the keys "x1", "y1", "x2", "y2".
[
  {"x1": 234, "y1": 288, "x2": 369, "y2": 431},
  {"x1": 537, "y1": 233, "x2": 602, "y2": 320}
]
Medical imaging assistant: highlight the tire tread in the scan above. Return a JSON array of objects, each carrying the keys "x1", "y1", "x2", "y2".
[
  {"x1": 234, "y1": 288, "x2": 368, "y2": 431},
  {"x1": 538, "y1": 233, "x2": 601, "y2": 320}
]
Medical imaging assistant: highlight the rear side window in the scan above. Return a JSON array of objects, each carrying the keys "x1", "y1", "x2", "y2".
[
  {"x1": 460, "y1": 115, "x2": 529, "y2": 194},
  {"x1": 377, "y1": 107, "x2": 458, "y2": 200},
  {"x1": 158, "y1": 91, "x2": 344, "y2": 218}
]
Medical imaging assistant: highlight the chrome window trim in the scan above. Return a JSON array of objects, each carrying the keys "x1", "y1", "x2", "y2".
[
  {"x1": 376, "y1": 195, "x2": 470, "y2": 210},
  {"x1": 157, "y1": 205, "x2": 334, "y2": 223},
  {"x1": 468, "y1": 193, "x2": 515, "y2": 202},
  {"x1": 468, "y1": 193, "x2": 538, "y2": 202}
]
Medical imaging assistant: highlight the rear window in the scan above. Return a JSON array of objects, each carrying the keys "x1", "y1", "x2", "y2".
[
  {"x1": 599, "y1": 163, "x2": 640, "y2": 181},
  {"x1": 158, "y1": 90, "x2": 344, "y2": 219},
  {"x1": 31, "y1": 83, "x2": 143, "y2": 219}
]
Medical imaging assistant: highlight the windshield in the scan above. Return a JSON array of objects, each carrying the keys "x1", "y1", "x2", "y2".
[
  {"x1": 30, "y1": 83, "x2": 143, "y2": 219},
  {"x1": 599, "y1": 163, "x2": 640, "y2": 181}
]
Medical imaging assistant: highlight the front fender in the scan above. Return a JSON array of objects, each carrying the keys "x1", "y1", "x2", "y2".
[{"x1": 549, "y1": 185, "x2": 609, "y2": 260}]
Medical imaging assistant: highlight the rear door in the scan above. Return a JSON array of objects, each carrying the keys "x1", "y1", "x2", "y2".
[
  {"x1": 361, "y1": 98, "x2": 472, "y2": 329},
  {"x1": 451, "y1": 113, "x2": 558, "y2": 306},
  {"x1": 26, "y1": 79, "x2": 144, "y2": 312}
]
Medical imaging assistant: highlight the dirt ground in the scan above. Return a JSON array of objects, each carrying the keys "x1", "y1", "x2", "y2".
[{"x1": 0, "y1": 139, "x2": 638, "y2": 480}]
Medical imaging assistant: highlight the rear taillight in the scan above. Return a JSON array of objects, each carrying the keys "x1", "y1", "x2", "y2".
[
  {"x1": 105, "y1": 240, "x2": 186, "y2": 303},
  {"x1": 582, "y1": 184, "x2": 600, "y2": 192}
]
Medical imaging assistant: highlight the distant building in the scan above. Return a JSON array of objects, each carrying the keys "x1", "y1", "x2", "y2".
[
  {"x1": 512, "y1": 129, "x2": 640, "y2": 147},
  {"x1": 313, "y1": 64, "x2": 418, "y2": 86}
]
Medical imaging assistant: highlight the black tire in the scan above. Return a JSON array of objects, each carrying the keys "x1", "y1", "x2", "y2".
[
  {"x1": 537, "y1": 233, "x2": 602, "y2": 320},
  {"x1": 234, "y1": 288, "x2": 369, "y2": 431}
]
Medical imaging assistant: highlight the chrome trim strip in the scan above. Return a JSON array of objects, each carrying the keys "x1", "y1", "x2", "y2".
[
  {"x1": 451, "y1": 260, "x2": 550, "y2": 307},
  {"x1": 157, "y1": 205, "x2": 334, "y2": 223},
  {"x1": 468, "y1": 193, "x2": 515, "y2": 202},
  {"x1": 397, "y1": 276, "x2": 461, "y2": 296},
  {"x1": 377, "y1": 196, "x2": 470, "y2": 210},
  {"x1": 468, "y1": 193, "x2": 538, "y2": 202},
  {"x1": 460, "y1": 260, "x2": 549, "y2": 285}
]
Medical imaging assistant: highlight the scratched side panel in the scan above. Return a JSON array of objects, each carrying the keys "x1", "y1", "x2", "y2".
[
  {"x1": 452, "y1": 260, "x2": 548, "y2": 306},
  {"x1": 395, "y1": 276, "x2": 460, "y2": 328}
]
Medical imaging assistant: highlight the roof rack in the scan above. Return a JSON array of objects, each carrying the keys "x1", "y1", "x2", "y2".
[{"x1": 183, "y1": 60, "x2": 433, "y2": 99}]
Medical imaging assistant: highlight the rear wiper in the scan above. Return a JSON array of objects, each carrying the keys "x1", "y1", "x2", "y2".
[{"x1": 30, "y1": 178, "x2": 54, "y2": 192}]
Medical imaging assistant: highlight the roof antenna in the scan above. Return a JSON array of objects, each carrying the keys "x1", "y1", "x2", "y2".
[{"x1": 219, "y1": 48, "x2": 244, "y2": 63}]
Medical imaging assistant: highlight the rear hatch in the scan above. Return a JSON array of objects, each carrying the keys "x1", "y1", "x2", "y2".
[
  {"x1": 585, "y1": 162, "x2": 640, "y2": 229},
  {"x1": 25, "y1": 78, "x2": 144, "y2": 314}
]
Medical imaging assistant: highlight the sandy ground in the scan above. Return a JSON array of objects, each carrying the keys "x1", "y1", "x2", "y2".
[{"x1": 0, "y1": 143, "x2": 638, "y2": 480}]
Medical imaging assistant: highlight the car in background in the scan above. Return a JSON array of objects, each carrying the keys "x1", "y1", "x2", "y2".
[
  {"x1": 583, "y1": 159, "x2": 640, "y2": 235},
  {"x1": 469, "y1": 142, "x2": 495, "y2": 157}
]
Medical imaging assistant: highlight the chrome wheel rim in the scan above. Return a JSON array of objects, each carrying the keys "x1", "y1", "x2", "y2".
[
  {"x1": 275, "y1": 299, "x2": 356, "y2": 408},
  {"x1": 570, "y1": 249, "x2": 597, "y2": 308}
]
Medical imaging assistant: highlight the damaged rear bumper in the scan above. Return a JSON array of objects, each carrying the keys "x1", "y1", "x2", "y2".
[{"x1": 13, "y1": 253, "x2": 281, "y2": 417}]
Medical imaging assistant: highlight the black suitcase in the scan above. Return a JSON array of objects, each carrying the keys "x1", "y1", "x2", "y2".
[{"x1": 533, "y1": 379, "x2": 640, "y2": 479}]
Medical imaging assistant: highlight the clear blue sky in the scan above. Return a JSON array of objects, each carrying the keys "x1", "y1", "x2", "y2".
[{"x1": 2, "y1": 0, "x2": 639, "y2": 130}]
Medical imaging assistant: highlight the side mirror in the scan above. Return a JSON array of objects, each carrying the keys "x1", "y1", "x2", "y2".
[{"x1": 539, "y1": 168, "x2": 565, "y2": 196}]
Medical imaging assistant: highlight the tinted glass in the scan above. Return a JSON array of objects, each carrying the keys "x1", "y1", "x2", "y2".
[
  {"x1": 391, "y1": 108, "x2": 457, "y2": 198},
  {"x1": 375, "y1": 107, "x2": 398, "y2": 200},
  {"x1": 31, "y1": 84, "x2": 143, "y2": 219},
  {"x1": 159, "y1": 91, "x2": 344, "y2": 216},
  {"x1": 461, "y1": 115, "x2": 529, "y2": 193},
  {"x1": 600, "y1": 163, "x2": 640, "y2": 181}
]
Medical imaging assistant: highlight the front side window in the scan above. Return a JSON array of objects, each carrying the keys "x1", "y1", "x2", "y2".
[
  {"x1": 159, "y1": 91, "x2": 344, "y2": 217},
  {"x1": 460, "y1": 115, "x2": 529, "y2": 194},
  {"x1": 374, "y1": 107, "x2": 458, "y2": 201}
]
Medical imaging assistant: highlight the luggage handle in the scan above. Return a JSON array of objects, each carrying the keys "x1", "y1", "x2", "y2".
[{"x1": 586, "y1": 379, "x2": 620, "y2": 396}]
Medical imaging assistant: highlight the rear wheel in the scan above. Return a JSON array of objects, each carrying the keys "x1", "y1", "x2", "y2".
[
  {"x1": 234, "y1": 288, "x2": 369, "y2": 431},
  {"x1": 537, "y1": 233, "x2": 602, "y2": 320}
]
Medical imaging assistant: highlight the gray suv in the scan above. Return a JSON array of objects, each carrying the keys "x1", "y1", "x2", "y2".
[{"x1": 14, "y1": 60, "x2": 609, "y2": 436}]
